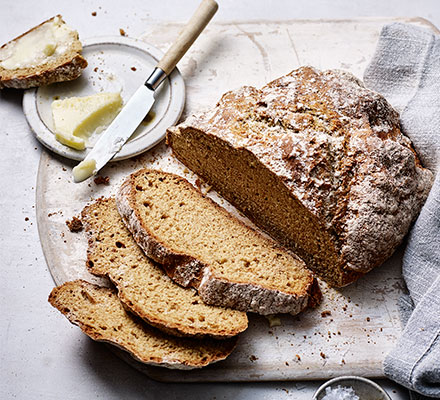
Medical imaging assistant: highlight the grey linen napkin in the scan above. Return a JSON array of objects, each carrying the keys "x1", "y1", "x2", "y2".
[{"x1": 364, "y1": 23, "x2": 440, "y2": 398}]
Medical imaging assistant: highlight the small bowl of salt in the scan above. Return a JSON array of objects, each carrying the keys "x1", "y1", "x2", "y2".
[{"x1": 313, "y1": 376, "x2": 391, "y2": 400}]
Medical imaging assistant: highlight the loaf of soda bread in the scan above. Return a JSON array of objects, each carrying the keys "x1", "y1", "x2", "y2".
[{"x1": 167, "y1": 66, "x2": 433, "y2": 287}]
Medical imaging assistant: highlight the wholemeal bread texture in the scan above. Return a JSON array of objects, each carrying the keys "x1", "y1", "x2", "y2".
[
  {"x1": 49, "y1": 280, "x2": 237, "y2": 369},
  {"x1": 0, "y1": 15, "x2": 87, "y2": 89},
  {"x1": 116, "y1": 169, "x2": 320, "y2": 315},
  {"x1": 167, "y1": 66, "x2": 433, "y2": 287},
  {"x1": 81, "y1": 198, "x2": 248, "y2": 339}
]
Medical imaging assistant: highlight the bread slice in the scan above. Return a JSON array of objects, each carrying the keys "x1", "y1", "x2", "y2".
[
  {"x1": 0, "y1": 15, "x2": 87, "y2": 89},
  {"x1": 167, "y1": 66, "x2": 433, "y2": 287},
  {"x1": 49, "y1": 280, "x2": 237, "y2": 369},
  {"x1": 116, "y1": 169, "x2": 320, "y2": 315},
  {"x1": 81, "y1": 197, "x2": 248, "y2": 338}
]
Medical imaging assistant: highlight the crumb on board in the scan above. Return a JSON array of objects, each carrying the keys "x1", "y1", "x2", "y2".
[
  {"x1": 66, "y1": 216, "x2": 83, "y2": 232},
  {"x1": 265, "y1": 314, "x2": 282, "y2": 328},
  {"x1": 295, "y1": 354, "x2": 301, "y2": 361},
  {"x1": 94, "y1": 175, "x2": 110, "y2": 185},
  {"x1": 321, "y1": 310, "x2": 332, "y2": 318},
  {"x1": 94, "y1": 67, "x2": 98, "y2": 72},
  {"x1": 195, "y1": 178, "x2": 202, "y2": 190},
  {"x1": 119, "y1": 28, "x2": 126, "y2": 36},
  {"x1": 249, "y1": 355, "x2": 258, "y2": 362},
  {"x1": 131, "y1": 66, "x2": 137, "y2": 71},
  {"x1": 320, "y1": 352, "x2": 326, "y2": 359},
  {"x1": 91, "y1": 11, "x2": 97, "y2": 16}
]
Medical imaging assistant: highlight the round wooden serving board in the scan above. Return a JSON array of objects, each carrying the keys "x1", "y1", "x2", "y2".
[{"x1": 37, "y1": 17, "x2": 437, "y2": 382}]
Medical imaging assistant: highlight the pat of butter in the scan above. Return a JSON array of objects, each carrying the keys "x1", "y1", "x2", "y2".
[
  {"x1": 52, "y1": 92, "x2": 123, "y2": 150},
  {"x1": 0, "y1": 16, "x2": 75, "y2": 70},
  {"x1": 72, "y1": 159, "x2": 96, "y2": 183}
]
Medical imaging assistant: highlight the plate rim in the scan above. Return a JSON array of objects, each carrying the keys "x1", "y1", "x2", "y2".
[{"x1": 23, "y1": 35, "x2": 185, "y2": 162}]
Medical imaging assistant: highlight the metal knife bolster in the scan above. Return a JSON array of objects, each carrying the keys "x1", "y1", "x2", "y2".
[{"x1": 145, "y1": 67, "x2": 167, "y2": 91}]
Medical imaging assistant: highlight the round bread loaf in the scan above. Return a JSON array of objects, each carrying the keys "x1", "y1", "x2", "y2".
[{"x1": 167, "y1": 66, "x2": 433, "y2": 287}]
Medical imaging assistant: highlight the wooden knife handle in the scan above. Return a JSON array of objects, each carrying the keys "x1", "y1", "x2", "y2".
[{"x1": 157, "y1": 0, "x2": 218, "y2": 75}]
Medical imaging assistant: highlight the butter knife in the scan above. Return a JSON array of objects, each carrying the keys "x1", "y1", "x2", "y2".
[{"x1": 73, "y1": 0, "x2": 218, "y2": 182}]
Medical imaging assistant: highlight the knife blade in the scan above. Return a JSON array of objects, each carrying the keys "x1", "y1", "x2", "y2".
[{"x1": 72, "y1": 0, "x2": 218, "y2": 182}]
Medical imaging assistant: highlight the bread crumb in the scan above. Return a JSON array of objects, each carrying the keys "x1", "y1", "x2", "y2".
[
  {"x1": 94, "y1": 175, "x2": 110, "y2": 185},
  {"x1": 91, "y1": 11, "x2": 97, "y2": 16},
  {"x1": 195, "y1": 178, "x2": 202, "y2": 190},
  {"x1": 25, "y1": 217, "x2": 29, "y2": 221},
  {"x1": 131, "y1": 66, "x2": 137, "y2": 71},
  {"x1": 119, "y1": 28, "x2": 126, "y2": 36},
  {"x1": 366, "y1": 317, "x2": 371, "y2": 322},
  {"x1": 66, "y1": 216, "x2": 83, "y2": 232},
  {"x1": 320, "y1": 352, "x2": 326, "y2": 359},
  {"x1": 295, "y1": 354, "x2": 301, "y2": 361},
  {"x1": 321, "y1": 310, "x2": 331, "y2": 317},
  {"x1": 94, "y1": 67, "x2": 98, "y2": 72},
  {"x1": 249, "y1": 355, "x2": 258, "y2": 362},
  {"x1": 265, "y1": 314, "x2": 281, "y2": 327}
]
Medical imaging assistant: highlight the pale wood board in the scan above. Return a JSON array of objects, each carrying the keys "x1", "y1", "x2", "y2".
[{"x1": 37, "y1": 17, "x2": 435, "y2": 382}]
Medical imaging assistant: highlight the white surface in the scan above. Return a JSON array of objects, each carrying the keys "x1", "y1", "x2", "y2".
[
  {"x1": 36, "y1": 18, "x2": 427, "y2": 383},
  {"x1": 3, "y1": 1, "x2": 440, "y2": 399},
  {"x1": 23, "y1": 36, "x2": 185, "y2": 161}
]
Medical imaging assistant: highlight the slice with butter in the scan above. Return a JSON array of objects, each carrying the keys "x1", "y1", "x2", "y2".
[
  {"x1": 0, "y1": 15, "x2": 87, "y2": 89},
  {"x1": 0, "y1": 16, "x2": 72, "y2": 70},
  {"x1": 51, "y1": 92, "x2": 123, "y2": 150}
]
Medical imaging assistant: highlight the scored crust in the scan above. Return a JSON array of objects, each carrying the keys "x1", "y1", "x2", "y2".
[
  {"x1": 0, "y1": 15, "x2": 87, "y2": 89},
  {"x1": 166, "y1": 66, "x2": 433, "y2": 287},
  {"x1": 81, "y1": 197, "x2": 248, "y2": 339},
  {"x1": 116, "y1": 169, "x2": 320, "y2": 315},
  {"x1": 48, "y1": 280, "x2": 238, "y2": 370}
]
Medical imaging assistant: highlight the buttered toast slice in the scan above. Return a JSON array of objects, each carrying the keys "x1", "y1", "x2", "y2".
[
  {"x1": 81, "y1": 198, "x2": 248, "y2": 338},
  {"x1": 116, "y1": 169, "x2": 321, "y2": 315},
  {"x1": 49, "y1": 280, "x2": 237, "y2": 369},
  {"x1": 0, "y1": 15, "x2": 87, "y2": 89}
]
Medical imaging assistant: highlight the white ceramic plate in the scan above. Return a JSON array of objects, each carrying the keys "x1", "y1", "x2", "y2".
[{"x1": 23, "y1": 36, "x2": 185, "y2": 161}]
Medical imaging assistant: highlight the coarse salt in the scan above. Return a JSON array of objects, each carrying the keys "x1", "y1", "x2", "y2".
[{"x1": 321, "y1": 385, "x2": 360, "y2": 400}]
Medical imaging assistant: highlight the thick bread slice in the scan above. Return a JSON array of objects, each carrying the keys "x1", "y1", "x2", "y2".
[
  {"x1": 167, "y1": 66, "x2": 433, "y2": 287},
  {"x1": 81, "y1": 198, "x2": 248, "y2": 338},
  {"x1": 0, "y1": 15, "x2": 87, "y2": 89},
  {"x1": 49, "y1": 280, "x2": 237, "y2": 369},
  {"x1": 116, "y1": 169, "x2": 320, "y2": 315}
]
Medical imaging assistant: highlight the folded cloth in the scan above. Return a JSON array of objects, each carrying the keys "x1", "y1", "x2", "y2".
[{"x1": 364, "y1": 23, "x2": 440, "y2": 399}]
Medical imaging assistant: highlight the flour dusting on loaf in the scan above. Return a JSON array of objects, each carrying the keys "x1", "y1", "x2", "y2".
[{"x1": 167, "y1": 66, "x2": 433, "y2": 287}]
